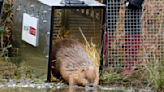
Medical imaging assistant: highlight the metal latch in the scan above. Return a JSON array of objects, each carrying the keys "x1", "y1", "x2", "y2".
[{"x1": 60, "y1": 0, "x2": 85, "y2": 5}]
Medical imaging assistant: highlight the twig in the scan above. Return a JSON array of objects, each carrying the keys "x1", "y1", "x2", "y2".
[{"x1": 78, "y1": 26, "x2": 90, "y2": 49}]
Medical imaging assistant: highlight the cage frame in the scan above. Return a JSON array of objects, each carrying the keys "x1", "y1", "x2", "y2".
[{"x1": 48, "y1": 5, "x2": 106, "y2": 82}]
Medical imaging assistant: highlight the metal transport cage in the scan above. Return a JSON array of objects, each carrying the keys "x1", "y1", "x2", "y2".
[
  {"x1": 12, "y1": 0, "x2": 106, "y2": 81},
  {"x1": 103, "y1": 0, "x2": 164, "y2": 68}
]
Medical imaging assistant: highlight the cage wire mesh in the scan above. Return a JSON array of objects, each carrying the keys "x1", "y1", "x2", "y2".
[
  {"x1": 53, "y1": 9, "x2": 62, "y2": 39},
  {"x1": 53, "y1": 8, "x2": 103, "y2": 40},
  {"x1": 105, "y1": 0, "x2": 164, "y2": 68}
]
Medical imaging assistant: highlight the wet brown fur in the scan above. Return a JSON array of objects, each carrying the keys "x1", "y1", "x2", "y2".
[{"x1": 51, "y1": 39, "x2": 99, "y2": 87}]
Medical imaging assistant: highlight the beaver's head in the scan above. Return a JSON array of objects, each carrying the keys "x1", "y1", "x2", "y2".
[{"x1": 76, "y1": 66, "x2": 99, "y2": 87}]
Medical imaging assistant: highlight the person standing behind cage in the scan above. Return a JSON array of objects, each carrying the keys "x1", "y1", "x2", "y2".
[
  {"x1": 124, "y1": 0, "x2": 144, "y2": 68},
  {"x1": 103, "y1": 0, "x2": 144, "y2": 68}
]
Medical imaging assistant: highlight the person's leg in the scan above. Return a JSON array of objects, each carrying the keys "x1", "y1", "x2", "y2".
[
  {"x1": 124, "y1": 7, "x2": 142, "y2": 68},
  {"x1": 125, "y1": 33, "x2": 140, "y2": 67}
]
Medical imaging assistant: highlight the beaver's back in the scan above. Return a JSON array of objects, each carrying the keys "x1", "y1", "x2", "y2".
[
  {"x1": 52, "y1": 39, "x2": 93, "y2": 75},
  {"x1": 52, "y1": 39, "x2": 91, "y2": 63}
]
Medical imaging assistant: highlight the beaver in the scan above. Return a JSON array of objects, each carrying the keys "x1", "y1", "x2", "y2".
[{"x1": 51, "y1": 39, "x2": 99, "y2": 87}]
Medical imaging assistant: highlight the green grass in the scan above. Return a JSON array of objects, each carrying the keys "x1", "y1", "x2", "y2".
[{"x1": 100, "y1": 59, "x2": 164, "y2": 91}]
